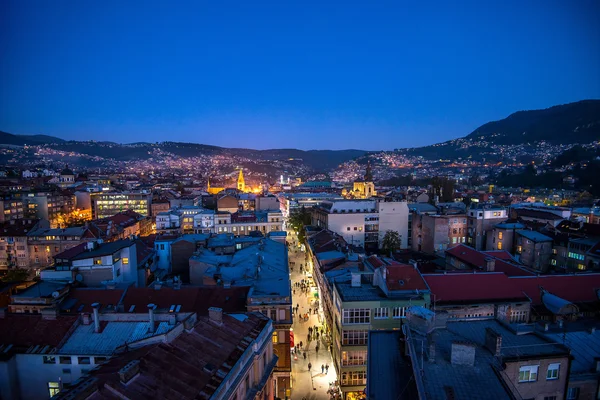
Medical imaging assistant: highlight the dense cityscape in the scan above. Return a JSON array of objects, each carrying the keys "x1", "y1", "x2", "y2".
[{"x1": 2, "y1": 1, "x2": 600, "y2": 400}]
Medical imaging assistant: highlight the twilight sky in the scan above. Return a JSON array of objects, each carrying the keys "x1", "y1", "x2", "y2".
[{"x1": 1, "y1": 1, "x2": 599, "y2": 151}]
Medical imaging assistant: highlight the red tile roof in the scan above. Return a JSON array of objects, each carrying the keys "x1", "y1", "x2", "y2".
[
  {"x1": 424, "y1": 273, "x2": 529, "y2": 304},
  {"x1": 70, "y1": 313, "x2": 270, "y2": 400},
  {"x1": 508, "y1": 274, "x2": 600, "y2": 305},
  {"x1": 367, "y1": 255, "x2": 384, "y2": 268},
  {"x1": 0, "y1": 314, "x2": 78, "y2": 348},
  {"x1": 385, "y1": 263, "x2": 429, "y2": 291},
  {"x1": 482, "y1": 250, "x2": 515, "y2": 261},
  {"x1": 446, "y1": 244, "x2": 533, "y2": 277}
]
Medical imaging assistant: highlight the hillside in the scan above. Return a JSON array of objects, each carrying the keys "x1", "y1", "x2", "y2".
[
  {"x1": 465, "y1": 100, "x2": 600, "y2": 145},
  {"x1": 0, "y1": 131, "x2": 66, "y2": 145}
]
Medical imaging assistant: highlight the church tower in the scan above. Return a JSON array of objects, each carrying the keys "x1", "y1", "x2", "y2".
[
  {"x1": 237, "y1": 168, "x2": 245, "y2": 192},
  {"x1": 364, "y1": 161, "x2": 373, "y2": 181}
]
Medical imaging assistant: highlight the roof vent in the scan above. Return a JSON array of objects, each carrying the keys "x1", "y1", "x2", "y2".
[
  {"x1": 203, "y1": 363, "x2": 216, "y2": 374},
  {"x1": 118, "y1": 360, "x2": 140, "y2": 384}
]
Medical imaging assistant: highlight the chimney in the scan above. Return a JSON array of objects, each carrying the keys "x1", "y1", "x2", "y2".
[
  {"x1": 208, "y1": 307, "x2": 223, "y2": 325},
  {"x1": 147, "y1": 304, "x2": 156, "y2": 333},
  {"x1": 118, "y1": 360, "x2": 140, "y2": 384},
  {"x1": 484, "y1": 257, "x2": 495, "y2": 272},
  {"x1": 484, "y1": 327, "x2": 502, "y2": 356},
  {"x1": 351, "y1": 273, "x2": 361, "y2": 288},
  {"x1": 450, "y1": 342, "x2": 476, "y2": 366},
  {"x1": 92, "y1": 303, "x2": 101, "y2": 333},
  {"x1": 428, "y1": 333, "x2": 436, "y2": 363}
]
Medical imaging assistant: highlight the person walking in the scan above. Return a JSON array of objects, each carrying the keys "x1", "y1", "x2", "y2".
[
  {"x1": 325, "y1": 364, "x2": 329, "y2": 373},
  {"x1": 299, "y1": 341, "x2": 303, "y2": 349},
  {"x1": 308, "y1": 362, "x2": 312, "y2": 372},
  {"x1": 303, "y1": 351, "x2": 306, "y2": 359},
  {"x1": 321, "y1": 364, "x2": 325, "y2": 374},
  {"x1": 316, "y1": 344, "x2": 320, "y2": 353}
]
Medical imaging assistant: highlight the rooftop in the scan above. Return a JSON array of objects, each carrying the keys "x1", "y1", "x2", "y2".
[
  {"x1": 0, "y1": 314, "x2": 78, "y2": 351},
  {"x1": 367, "y1": 330, "x2": 416, "y2": 400},
  {"x1": 59, "y1": 319, "x2": 175, "y2": 355},
  {"x1": 71, "y1": 239, "x2": 134, "y2": 261},
  {"x1": 508, "y1": 274, "x2": 600, "y2": 306},
  {"x1": 62, "y1": 312, "x2": 271, "y2": 400},
  {"x1": 424, "y1": 273, "x2": 529, "y2": 305},
  {"x1": 516, "y1": 229, "x2": 553, "y2": 242},
  {"x1": 446, "y1": 244, "x2": 533, "y2": 277}
]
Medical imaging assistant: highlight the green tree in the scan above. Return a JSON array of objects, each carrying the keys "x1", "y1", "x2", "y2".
[
  {"x1": 381, "y1": 230, "x2": 401, "y2": 256},
  {"x1": 288, "y1": 206, "x2": 312, "y2": 243},
  {"x1": 1, "y1": 268, "x2": 29, "y2": 282}
]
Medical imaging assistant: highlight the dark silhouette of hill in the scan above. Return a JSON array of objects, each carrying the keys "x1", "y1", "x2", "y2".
[
  {"x1": 465, "y1": 100, "x2": 600, "y2": 144},
  {"x1": 0, "y1": 131, "x2": 66, "y2": 145}
]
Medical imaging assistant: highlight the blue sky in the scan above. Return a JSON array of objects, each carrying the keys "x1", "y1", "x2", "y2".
[{"x1": 1, "y1": 1, "x2": 599, "y2": 150}]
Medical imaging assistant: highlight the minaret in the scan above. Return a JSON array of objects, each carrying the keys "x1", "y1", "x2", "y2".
[
  {"x1": 207, "y1": 177, "x2": 211, "y2": 192},
  {"x1": 237, "y1": 168, "x2": 245, "y2": 192}
]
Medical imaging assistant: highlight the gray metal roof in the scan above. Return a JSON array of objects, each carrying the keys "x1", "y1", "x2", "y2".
[{"x1": 367, "y1": 330, "x2": 416, "y2": 400}]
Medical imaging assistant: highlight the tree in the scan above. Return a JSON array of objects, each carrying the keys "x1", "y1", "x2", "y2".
[
  {"x1": 381, "y1": 230, "x2": 401, "y2": 256},
  {"x1": 288, "y1": 206, "x2": 312, "y2": 243}
]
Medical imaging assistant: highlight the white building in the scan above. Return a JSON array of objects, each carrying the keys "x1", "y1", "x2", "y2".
[{"x1": 312, "y1": 199, "x2": 409, "y2": 250}]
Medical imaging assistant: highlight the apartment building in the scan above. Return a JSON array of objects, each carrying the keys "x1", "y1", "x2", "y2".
[
  {"x1": 23, "y1": 190, "x2": 76, "y2": 226},
  {"x1": 0, "y1": 219, "x2": 47, "y2": 270},
  {"x1": 467, "y1": 204, "x2": 508, "y2": 250},
  {"x1": 393, "y1": 309, "x2": 571, "y2": 400},
  {"x1": 0, "y1": 196, "x2": 25, "y2": 223},
  {"x1": 411, "y1": 212, "x2": 467, "y2": 255},
  {"x1": 55, "y1": 309, "x2": 276, "y2": 400},
  {"x1": 189, "y1": 238, "x2": 292, "y2": 397},
  {"x1": 26, "y1": 226, "x2": 101, "y2": 270},
  {"x1": 40, "y1": 238, "x2": 154, "y2": 287},
  {"x1": 331, "y1": 262, "x2": 430, "y2": 399},
  {"x1": 90, "y1": 192, "x2": 151, "y2": 219},
  {"x1": 312, "y1": 199, "x2": 409, "y2": 251}
]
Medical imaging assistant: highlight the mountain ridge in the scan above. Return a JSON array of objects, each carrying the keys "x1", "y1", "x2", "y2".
[{"x1": 2, "y1": 99, "x2": 599, "y2": 168}]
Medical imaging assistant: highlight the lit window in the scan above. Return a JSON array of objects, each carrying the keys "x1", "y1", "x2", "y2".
[
  {"x1": 122, "y1": 258, "x2": 129, "y2": 264},
  {"x1": 43, "y1": 355, "x2": 56, "y2": 364},
  {"x1": 546, "y1": 363, "x2": 559, "y2": 380},
  {"x1": 498, "y1": 232, "x2": 503, "y2": 240},
  {"x1": 518, "y1": 365, "x2": 538, "y2": 382},
  {"x1": 498, "y1": 242, "x2": 502, "y2": 250},
  {"x1": 272, "y1": 332, "x2": 278, "y2": 343},
  {"x1": 48, "y1": 382, "x2": 60, "y2": 397}
]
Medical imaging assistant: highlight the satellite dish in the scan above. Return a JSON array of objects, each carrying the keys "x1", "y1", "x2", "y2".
[
  {"x1": 52, "y1": 291, "x2": 60, "y2": 299},
  {"x1": 75, "y1": 274, "x2": 83, "y2": 282}
]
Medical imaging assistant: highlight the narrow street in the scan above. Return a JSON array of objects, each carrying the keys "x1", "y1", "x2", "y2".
[{"x1": 287, "y1": 230, "x2": 338, "y2": 400}]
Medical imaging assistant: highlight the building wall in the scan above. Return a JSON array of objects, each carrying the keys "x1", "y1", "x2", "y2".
[
  {"x1": 327, "y1": 213, "x2": 369, "y2": 247},
  {"x1": 171, "y1": 240, "x2": 197, "y2": 279},
  {"x1": 487, "y1": 227, "x2": 517, "y2": 253},
  {"x1": 27, "y1": 238, "x2": 85, "y2": 270},
  {"x1": 502, "y1": 356, "x2": 568, "y2": 400},
  {"x1": 91, "y1": 193, "x2": 151, "y2": 219},
  {"x1": 217, "y1": 196, "x2": 239, "y2": 213},
  {"x1": 13, "y1": 353, "x2": 106, "y2": 400},
  {"x1": 517, "y1": 237, "x2": 552, "y2": 273},
  {"x1": 377, "y1": 201, "x2": 409, "y2": 250}
]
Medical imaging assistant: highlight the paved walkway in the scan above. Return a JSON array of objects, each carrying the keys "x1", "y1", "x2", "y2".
[{"x1": 287, "y1": 231, "x2": 337, "y2": 400}]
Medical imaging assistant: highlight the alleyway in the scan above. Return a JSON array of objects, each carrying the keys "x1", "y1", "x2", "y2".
[{"x1": 287, "y1": 231, "x2": 338, "y2": 400}]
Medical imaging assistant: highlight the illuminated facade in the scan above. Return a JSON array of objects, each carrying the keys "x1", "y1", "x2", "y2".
[{"x1": 91, "y1": 192, "x2": 151, "y2": 219}]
